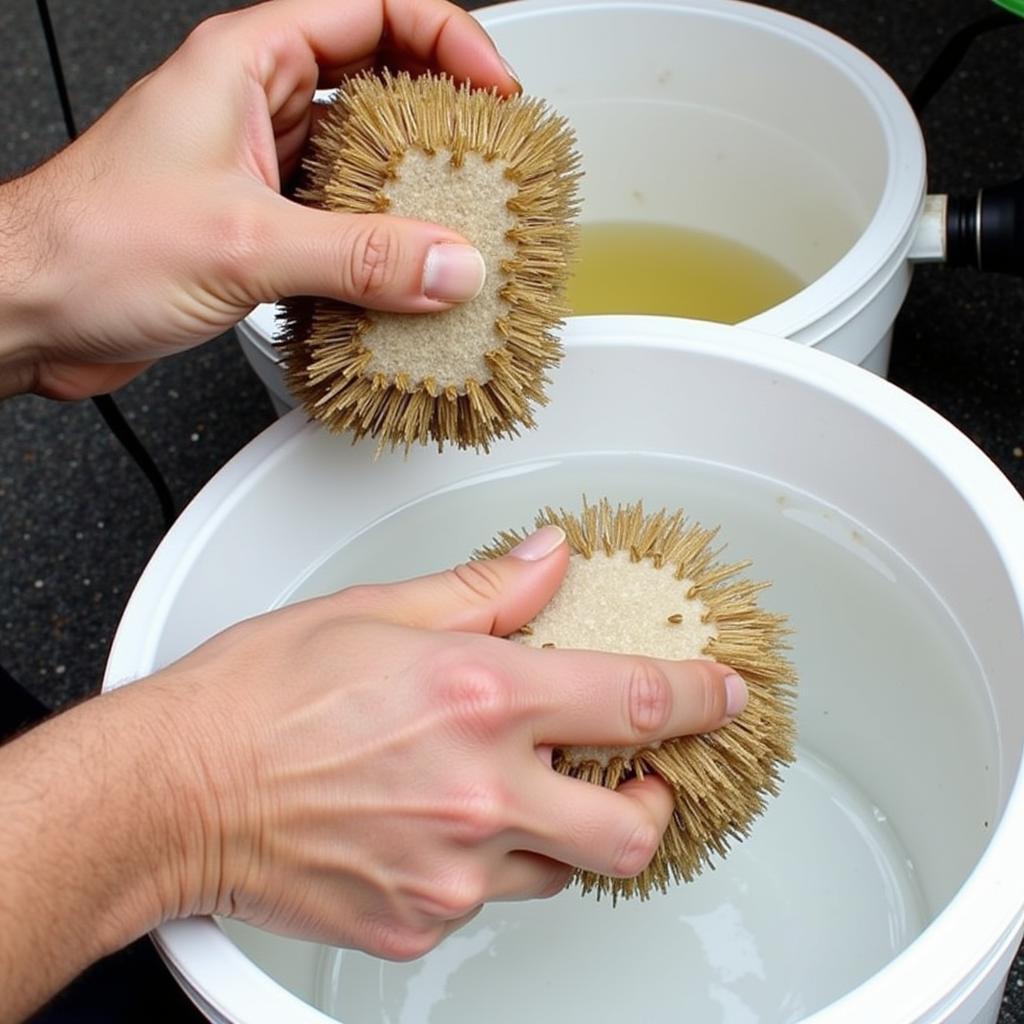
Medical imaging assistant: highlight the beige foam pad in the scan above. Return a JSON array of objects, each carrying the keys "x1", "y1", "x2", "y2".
[
  {"x1": 365, "y1": 149, "x2": 517, "y2": 390},
  {"x1": 517, "y1": 550, "x2": 716, "y2": 659},
  {"x1": 516, "y1": 550, "x2": 717, "y2": 768}
]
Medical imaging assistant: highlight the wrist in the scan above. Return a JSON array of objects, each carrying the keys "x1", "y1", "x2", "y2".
[
  {"x1": 0, "y1": 166, "x2": 69, "y2": 398},
  {"x1": 93, "y1": 679, "x2": 213, "y2": 937},
  {"x1": 0, "y1": 670, "x2": 254, "y2": 1020},
  {"x1": 0, "y1": 687, "x2": 181, "y2": 1017},
  {"x1": 127, "y1": 664, "x2": 265, "y2": 925}
]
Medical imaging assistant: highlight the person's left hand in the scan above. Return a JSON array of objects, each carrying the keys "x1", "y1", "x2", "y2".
[{"x1": 0, "y1": 0, "x2": 519, "y2": 399}]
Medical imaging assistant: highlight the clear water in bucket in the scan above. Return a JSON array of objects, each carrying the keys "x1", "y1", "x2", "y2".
[{"x1": 254, "y1": 453, "x2": 997, "y2": 1024}]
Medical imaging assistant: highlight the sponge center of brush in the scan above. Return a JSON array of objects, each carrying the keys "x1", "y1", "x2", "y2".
[
  {"x1": 364, "y1": 149, "x2": 517, "y2": 391},
  {"x1": 514, "y1": 550, "x2": 717, "y2": 768}
]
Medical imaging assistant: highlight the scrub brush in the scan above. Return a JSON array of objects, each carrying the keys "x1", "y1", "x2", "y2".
[
  {"x1": 478, "y1": 498, "x2": 797, "y2": 901},
  {"x1": 277, "y1": 71, "x2": 580, "y2": 452}
]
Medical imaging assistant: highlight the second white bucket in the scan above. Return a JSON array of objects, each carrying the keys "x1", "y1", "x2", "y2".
[
  {"x1": 237, "y1": 0, "x2": 928, "y2": 412},
  {"x1": 108, "y1": 318, "x2": 1024, "y2": 1024}
]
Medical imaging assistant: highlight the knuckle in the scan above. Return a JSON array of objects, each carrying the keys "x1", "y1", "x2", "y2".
[
  {"x1": 431, "y1": 654, "x2": 516, "y2": 740},
  {"x1": 422, "y1": 868, "x2": 488, "y2": 918},
  {"x1": 446, "y1": 779, "x2": 510, "y2": 845},
  {"x1": 538, "y1": 865, "x2": 572, "y2": 899},
  {"x1": 370, "y1": 923, "x2": 443, "y2": 962},
  {"x1": 625, "y1": 660, "x2": 673, "y2": 738},
  {"x1": 208, "y1": 207, "x2": 272, "y2": 285},
  {"x1": 342, "y1": 221, "x2": 399, "y2": 300},
  {"x1": 447, "y1": 560, "x2": 505, "y2": 605},
  {"x1": 611, "y1": 821, "x2": 661, "y2": 878}
]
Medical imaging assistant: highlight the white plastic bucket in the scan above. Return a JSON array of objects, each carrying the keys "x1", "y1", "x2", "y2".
[
  {"x1": 236, "y1": 0, "x2": 928, "y2": 413},
  {"x1": 106, "y1": 317, "x2": 1024, "y2": 1024}
]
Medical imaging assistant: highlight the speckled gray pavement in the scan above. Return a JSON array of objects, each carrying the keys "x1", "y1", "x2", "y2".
[{"x1": 1, "y1": 1, "x2": 1023, "y2": 1020}]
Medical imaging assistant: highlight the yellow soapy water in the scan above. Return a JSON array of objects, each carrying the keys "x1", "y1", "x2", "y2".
[{"x1": 566, "y1": 221, "x2": 805, "y2": 322}]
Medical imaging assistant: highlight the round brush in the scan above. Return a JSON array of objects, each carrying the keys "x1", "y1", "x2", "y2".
[
  {"x1": 478, "y1": 498, "x2": 797, "y2": 901},
  {"x1": 277, "y1": 71, "x2": 580, "y2": 452}
]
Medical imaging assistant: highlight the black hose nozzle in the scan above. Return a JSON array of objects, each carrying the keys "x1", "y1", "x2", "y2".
[{"x1": 946, "y1": 176, "x2": 1024, "y2": 277}]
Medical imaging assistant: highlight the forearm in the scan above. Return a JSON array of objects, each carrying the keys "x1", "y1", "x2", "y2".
[{"x1": 0, "y1": 680, "x2": 207, "y2": 1023}]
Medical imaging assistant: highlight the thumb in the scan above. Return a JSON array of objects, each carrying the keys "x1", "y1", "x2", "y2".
[
  {"x1": 331, "y1": 526, "x2": 569, "y2": 636},
  {"x1": 261, "y1": 195, "x2": 486, "y2": 312}
]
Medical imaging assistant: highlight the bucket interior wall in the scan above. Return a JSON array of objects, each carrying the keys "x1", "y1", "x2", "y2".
[
  {"x1": 141, "y1": 336, "x2": 1022, "y2": 1019},
  {"x1": 489, "y1": 4, "x2": 886, "y2": 283}
]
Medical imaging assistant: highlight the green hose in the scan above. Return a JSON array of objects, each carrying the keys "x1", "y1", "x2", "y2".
[{"x1": 991, "y1": 0, "x2": 1024, "y2": 17}]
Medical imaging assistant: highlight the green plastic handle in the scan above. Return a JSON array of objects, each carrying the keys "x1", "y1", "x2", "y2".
[{"x1": 992, "y1": 0, "x2": 1024, "y2": 16}]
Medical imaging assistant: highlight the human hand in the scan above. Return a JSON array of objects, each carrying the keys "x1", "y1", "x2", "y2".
[
  {"x1": 0, "y1": 0, "x2": 518, "y2": 400},
  {"x1": 150, "y1": 526, "x2": 747, "y2": 959},
  {"x1": 0, "y1": 527, "x2": 746, "y2": 1020}
]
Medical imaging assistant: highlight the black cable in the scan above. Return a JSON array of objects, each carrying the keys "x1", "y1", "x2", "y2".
[
  {"x1": 34, "y1": 0, "x2": 176, "y2": 530},
  {"x1": 92, "y1": 394, "x2": 177, "y2": 528},
  {"x1": 34, "y1": 0, "x2": 78, "y2": 139},
  {"x1": 0, "y1": 661, "x2": 52, "y2": 733},
  {"x1": 908, "y1": 7, "x2": 1024, "y2": 277},
  {"x1": 910, "y1": 10, "x2": 1022, "y2": 115}
]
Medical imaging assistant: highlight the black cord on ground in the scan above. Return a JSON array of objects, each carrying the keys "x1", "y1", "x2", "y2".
[
  {"x1": 35, "y1": 0, "x2": 177, "y2": 530},
  {"x1": 92, "y1": 394, "x2": 178, "y2": 530},
  {"x1": 910, "y1": 10, "x2": 1022, "y2": 115},
  {"x1": 34, "y1": 0, "x2": 78, "y2": 139},
  {"x1": 0, "y1": 661, "x2": 52, "y2": 731}
]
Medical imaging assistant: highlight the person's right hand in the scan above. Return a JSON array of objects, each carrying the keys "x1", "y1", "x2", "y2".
[{"x1": 151, "y1": 525, "x2": 748, "y2": 958}]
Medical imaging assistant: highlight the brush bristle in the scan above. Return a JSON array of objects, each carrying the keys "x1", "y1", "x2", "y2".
[
  {"x1": 277, "y1": 71, "x2": 581, "y2": 453},
  {"x1": 477, "y1": 498, "x2": 797, "y2": 901}
]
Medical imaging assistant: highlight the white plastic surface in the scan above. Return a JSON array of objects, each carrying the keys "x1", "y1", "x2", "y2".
[
  {"x1": 106, "y1": 317, "x2": 1024, "y2": 1024},
  {"x1": 235, "y1": 0, "x2": 926, "y2": 404},
  {"x1": 909, "y1": 195, "x2": 948, "y2": 263}
]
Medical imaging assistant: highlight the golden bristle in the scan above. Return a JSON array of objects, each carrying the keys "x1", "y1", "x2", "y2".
[
  {"x1": 477, "y1": 498, "x2": 797, "y2": 901},
  {"x1": 277, "y1": 71, "x2": 581, "y2": 452}
]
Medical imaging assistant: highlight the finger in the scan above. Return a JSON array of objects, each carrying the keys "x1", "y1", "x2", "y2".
[
  {"x1": 417, "y1": 853, "x2": 569, "y2": 928},
  {"x1": 518, "y1": 768, "x2": 675, "y2": 879},
  {"x1": 316, "y1": 47, "x2": 517, "y2": 95},
  {"x1": 279, "y1": 101, "x2": 336, "y2": 185},
  {"x1": 293, "y1": 0, "x2": 519, "y2": 94},
  {"x1": 382, "y1": 0, "x2": 518, "y2": 93},
  {"x1": 260, "y1": 195, "x2": 487, "y2": 311},
  {"x1": 487, "y1": 852, "x2": 572, "y2": 902},
  {"x1": 316, "y1": 52, "x2": 431, "y2": 90},
  {"x1": 330, "y1": 526, "x2": 570, "y2": 635},
  {"x1": 516, "y1": 651, "x2": 748, "y2": 745},
  {"x1": 275, "y1": 113, "x2": 316, "y2": 185},
  {"x1": 229, "y1": 0, "x2": 516, "y2": 95}
]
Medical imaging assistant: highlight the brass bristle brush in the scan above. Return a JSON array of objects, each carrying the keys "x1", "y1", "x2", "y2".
[
  {"x1": 478, "y1": 498, "x2": 797, "y2": 901},
  {"x1": 277, "y1": 71, "x2": 581, "y2": 452}
]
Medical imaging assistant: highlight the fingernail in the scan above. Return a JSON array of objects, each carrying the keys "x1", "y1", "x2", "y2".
[
  {"x1": 501, "y1": 57, "x2": 523, "y2": 92},
  {"x1": 725, "y1": 673, "x2": 748, "y2": 718},
  {"x1": 423, "y1": 243, "x2": 486, "y2": 302},
  {"x1": 509, "y1": 525, "x2": 565, "y2": 562}
]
